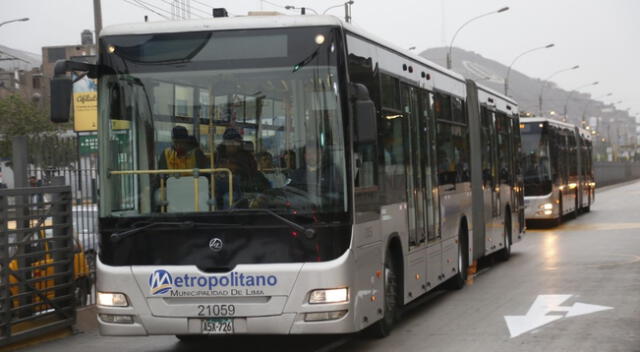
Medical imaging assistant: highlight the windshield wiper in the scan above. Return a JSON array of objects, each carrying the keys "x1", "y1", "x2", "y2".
[
  {"x1": 227, "y1": 208, "x2": 316, "y2": 238},
  {"x1": 110, "y1": 221, "x2": 238, "y2": 242}
]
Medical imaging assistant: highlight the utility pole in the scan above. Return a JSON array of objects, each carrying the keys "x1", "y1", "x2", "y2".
[{"x1": 93, "y1": 0, "x2": 103, "y2": 45}]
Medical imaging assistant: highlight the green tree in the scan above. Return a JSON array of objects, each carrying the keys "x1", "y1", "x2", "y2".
[{"x1": 0, "y1": 94, "x2": 75, "y2": 167}]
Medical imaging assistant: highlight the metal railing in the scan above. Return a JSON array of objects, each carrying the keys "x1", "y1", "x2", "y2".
[
  {"x1": 110, "y1": 167, "x2": 234, "y2": 211},
  {"x1": 0, "y1": 185, "x2": 79, "y2": 347}
]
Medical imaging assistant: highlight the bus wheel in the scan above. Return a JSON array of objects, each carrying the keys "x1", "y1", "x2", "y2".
[
  {"x1": 176, "y1": 335, "x2": 206, "y2": 343},
  {"x1": 448, "y1": 227, "x2": 468, "y2": 290},
  {"x1": 498, "y1": 215, "x2": 512, "y2": 262},
  {"x1": 367, "y1": 248, "x2": 399, "y2": 338},
  {"x1": 74, "y1": 277, "x2": 89, "y2": 306}
]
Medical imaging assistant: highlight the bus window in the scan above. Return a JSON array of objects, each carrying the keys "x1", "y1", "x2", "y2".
[
  {"x1": 348, "y1": 36, "x2": 381, "y2": 221},
  {"x1": 381, "y1": 74, "x2": 400, "y2": 110},
  {"x1": 380, "y1": 109, "x2": 406, "y2": 204},
  {"x1": 480, "y1": 107, "x2": 495, "y2": 187},
  {"x1": 451, "y1": 97, "x2": 465, "y2": 124},
  {"x1": 436, "y1": 123, "x2": 469, "y2": 185},
  {"x1": 496, "y1": 112, "x2": 512, "y2": 185},
  {"x1": 434, "y1": 92, "x2": 452, "y2": 121}
]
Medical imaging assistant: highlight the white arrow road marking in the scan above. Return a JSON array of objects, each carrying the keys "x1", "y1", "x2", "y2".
[
  {"x1": 565, "y1": 302, "x2": 613, "y2": 318},
  {"x1": 504, "y1": 294, "x2": 613, "y2": 338}
]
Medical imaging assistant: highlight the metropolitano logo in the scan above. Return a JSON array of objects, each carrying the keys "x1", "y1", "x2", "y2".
[{"x1": 149, "y1": 269, "x2": 173, "y2": 295}]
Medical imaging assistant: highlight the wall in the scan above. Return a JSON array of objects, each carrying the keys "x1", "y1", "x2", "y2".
[{"x1": 594, "y1": 162, "x2": 640, "y2": 187}]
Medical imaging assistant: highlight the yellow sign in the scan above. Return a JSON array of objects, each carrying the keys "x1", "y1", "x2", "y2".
[
  {"x1": 111, "y1": 119, "x2": 131, "y2": 130},
  {"x1": 73, "y1": 91, "x2": 98, "y2": 131}
]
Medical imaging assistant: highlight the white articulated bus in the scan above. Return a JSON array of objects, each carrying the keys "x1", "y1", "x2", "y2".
[
  {"x1": 520, "y1": 117, "x2": 595, "y2": 225},
  {"x1": 50, "y1": 13, "x2": 524, "y2": 338}
]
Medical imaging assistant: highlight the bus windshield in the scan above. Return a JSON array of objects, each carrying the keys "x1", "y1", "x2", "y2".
[
  {"x1": 521, "y1": 122, "x2": 552, "y2": 195},
  {"x1": 98, "y1": 27, "x2": 347, "y2": 219}
]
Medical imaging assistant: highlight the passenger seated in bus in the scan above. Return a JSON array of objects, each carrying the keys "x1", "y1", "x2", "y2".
[
  {"x1": 287, "y1": 144, "x2": 341, "y2": 199},
  {"x1": 158, "y1": 126, "x2": 208, "y2": 172},
  {"x1": 257, "y1": 151, "x2": 274, "y2": 171},
  {"x1": 280, "y1": 149, "x2": 297, "y2": 177},
  {"x1": 214, "y1": 128, "x2": 270, "y2": 208},
  {"x1": 257, "y1": 151, "x2": 287, "y2": 188}
]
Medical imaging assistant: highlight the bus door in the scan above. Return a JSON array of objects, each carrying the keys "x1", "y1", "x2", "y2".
[
  {"x1": 496, "y1": 112, "x2": 511, "y2": 218},
  {"x1": 419, "y1": 89, "x2": 441, "y2": 290},
  {"x1": 480, "y1": 107, "x2": 500, "y2": 243},
  {"x1": 401, "y1": 84, "x2": 427, "y2": 250},
  {"x1": 400, "y1": 84, "x2": 429, "y2": 298},
  {"x1": 512, "y1": 116, "x2": 525, "y2": 233}
]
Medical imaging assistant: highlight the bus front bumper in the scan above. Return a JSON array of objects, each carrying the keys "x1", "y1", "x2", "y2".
[{"x1": 96, "y1": 247, "x2": 382, "y2": 336}]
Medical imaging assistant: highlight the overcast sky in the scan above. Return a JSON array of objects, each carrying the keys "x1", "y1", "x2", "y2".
[{"x1": 1, "y1": 0, "x2": 638, "y2": 117}]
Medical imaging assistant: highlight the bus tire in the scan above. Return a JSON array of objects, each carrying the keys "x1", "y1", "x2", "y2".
[
  {"x1": 74, "y1": 277, "x2": 89, "y2": 307},
  {"x1": 366, "y1": 247, "x2": 400, "y2": 338},
  {"x1": 498, "y1": 214, "x2": 512, "y2": 262},
  {"x1": 448, "y1": 224, "x2": 468, "y2": 290},
  {"x1": 176, "y1": 335, "x2": 205, "y2": 343}
]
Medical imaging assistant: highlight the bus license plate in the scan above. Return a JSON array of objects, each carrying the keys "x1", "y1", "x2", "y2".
[{"x1": 202, "y1": 318, "x2": 233, "y2": 334}]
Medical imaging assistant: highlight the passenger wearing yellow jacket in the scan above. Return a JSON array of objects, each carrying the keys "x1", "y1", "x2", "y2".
[{"x1": 158, "y1": 126, "x2": 208, "y2": 172}]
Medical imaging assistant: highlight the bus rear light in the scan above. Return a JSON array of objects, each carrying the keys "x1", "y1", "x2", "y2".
[
  {"x1": 309, "y1": 288, "x2": 349, "y2": 304},
  {"x1": 97, "y1": 292, "x2": 129, "y2": 307},
  {"x1": 304, "y1": 310, "x2": 347, "y2": 322},
  {"x1": 99, "y1": 314, "x2": 134, "y2": 324}
]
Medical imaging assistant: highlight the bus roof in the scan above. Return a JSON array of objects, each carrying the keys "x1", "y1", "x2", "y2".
[
  {"x1": 100, "y1": 14, "x2": 345, "y2": 36},
  {"x1": 521, "y1": 117, "x2": 592, "y2": 140},
  {"x1": 100, "y1": 14, "x2": 520, "y2": 109},
  {"x1": 100, "y1": 14, "x2": 470, "y2": 86}
]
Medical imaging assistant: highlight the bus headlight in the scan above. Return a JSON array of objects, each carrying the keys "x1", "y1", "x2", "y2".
[
  {"x1": 568, "y1": 183, "x2": 577, "y2": 189},
  {"x1": 308, "y1": 288, "x2": 349, "y2": 304},
  {"x1": 539, "y1": 203, "x2": 553, "y2": 210},
  {"x1": 97, "y1": 292, "x2": 129, "y2": 307}
]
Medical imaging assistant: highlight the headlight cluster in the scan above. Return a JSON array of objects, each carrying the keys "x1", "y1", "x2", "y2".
[
  {"x1": 308, "y1": 288, "x2": 348, "y2": 304},
  {"x1": 97, "y1": 292, "x2": 129, "y2": 307}
]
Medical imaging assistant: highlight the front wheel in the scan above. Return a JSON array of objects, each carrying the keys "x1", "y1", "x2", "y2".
[
  {"x1": 176, "y1": 335, "x2": 206, "y2": 343},
  {"x1": 74, "y1": 277, "x2": 89, "y2": 306},
  {"x1": 448, "y1": 230, "x2": 468, "y2": 290},
  {"x1": 366, "y1": 248, "x2": 399, "y2": 338}
]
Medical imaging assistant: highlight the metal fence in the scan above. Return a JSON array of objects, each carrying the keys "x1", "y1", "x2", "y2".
[
  {"x1": 0, "y1": 185, "x2": 83, "y2": 347},
  {"x1": 27, "y1": 167, "x2": 98, "y2": 307}
]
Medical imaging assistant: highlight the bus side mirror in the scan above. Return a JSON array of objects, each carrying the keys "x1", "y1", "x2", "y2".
[
  {"x1": 351, "y1": 83, "x2": 377, "y2": 143},
  {"x1": 50, "y1": 76, "x2": 73, "y2": 123},
  {"x1": 50, "y1": 59, "x2": 98, "y2": 124}
]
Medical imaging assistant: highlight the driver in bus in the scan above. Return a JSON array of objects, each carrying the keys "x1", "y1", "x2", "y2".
[
  {"x1": 214, "y1": 128, "x2": 270, "y2": 208},
  {"x1": 287, "y1": 144, "x2": 341, "y2": 199}
]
